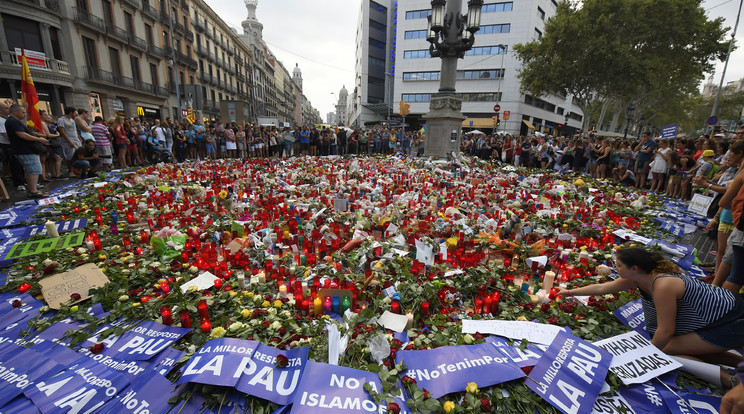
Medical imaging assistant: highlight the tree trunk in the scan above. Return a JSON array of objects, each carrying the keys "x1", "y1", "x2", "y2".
[{"x1": 596, "y1": 99, "x2": 611, "y2": 131}]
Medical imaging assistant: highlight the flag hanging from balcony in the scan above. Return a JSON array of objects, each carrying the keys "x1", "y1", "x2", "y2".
[
  {"x1": 20, "y1": 47, "x2": 43, "y2": 132},
  {"x1": 186, "y1": 105, "x2": 196, "y2": 124}
]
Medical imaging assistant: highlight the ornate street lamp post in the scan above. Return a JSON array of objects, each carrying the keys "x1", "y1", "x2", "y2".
[
  {"x1": 622, "y1": 104, "x2": 635, "y2": 141},
  {"x1": 423, "y1": 0, "x2": 484, "y2": 159}
]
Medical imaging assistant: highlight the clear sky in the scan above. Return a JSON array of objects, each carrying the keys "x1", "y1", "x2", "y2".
[{"x1": 205, "y1": 0, "x2": 744, "y2": 118}]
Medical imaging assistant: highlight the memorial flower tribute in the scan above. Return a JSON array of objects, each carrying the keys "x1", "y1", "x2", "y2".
[{"x1": 0, "y1": 157, "x2": 718, "y2": 413}]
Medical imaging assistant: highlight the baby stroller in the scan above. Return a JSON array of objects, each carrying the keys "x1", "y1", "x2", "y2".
[{"x1": 146, "y1": 139, "x2": 171, "y2": 164}]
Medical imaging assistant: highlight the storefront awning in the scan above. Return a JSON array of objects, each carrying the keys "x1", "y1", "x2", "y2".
[
  {"x1": 522, "y1": 120, "x2": 536, "y2": 129},
  {"x1": 461, "y1": 118, "x2": 494, "y2": 128}
]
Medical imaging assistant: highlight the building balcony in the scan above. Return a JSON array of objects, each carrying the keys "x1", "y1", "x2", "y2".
[
  {"x1": 235, "y1": 54, "x2": 244, "y2": 66},
  {"x1": 174, "y1": 21, "x2": 185, "y2": 34},
  {"x1": 147, "y1": 44, "x2": 164, "y2": 58},
  {"x1": 141, "y1": 0, "x2": 159, "y2": 20},
  {"x1": 105, "y1": 23, "x2": 130, "y2": 44},
  {"x1": 226, "y1": 47, "x2": 234, "y2": 56},
  {"x1": 160, "y1": 11, "x2": 171, "y2": 25},
  {"x1": 122, "y1": 0, "x2": 139, "y2": 10},
  {"x1": 204, "y1": 99, "x2": 218, "y2": 111},
  {"x1": 73, "y1": 8, "x2": 105, "y2": 32},
  {"x1": 0, "y1": 50, "x2": 72, "y2": 78},
  {"x1": 198, "y1": 71, "x2": 210, "y2": 83},
  {"x1": 184, "y1": 29, "x2": 194, "y2": 42},
  {"x1": 177, "y1": 52, "x2": 197, "y2": 69},
  {"x1": 181, "y1": 0, "x2": 189, "y2": 9},
  {"x1": 193, "y1": 17, "x2": 206, "y2": 32},
  {"x1": 236, "y1": 72, "x2": 245, "y2": 82},
  {"x1": 207, "y1": 50, "x2": 215, "y2": 62},
  {"x1": 130, "y1": 36, "x2": 148, "y2": 52},
  {"x1": 215, "y1": 56, "x2": 223, "y2": 68}
]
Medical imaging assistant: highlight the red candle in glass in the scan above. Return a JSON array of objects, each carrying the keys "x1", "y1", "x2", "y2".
[
  {"x1": 197, "y1": 300, "x2": 209, "y2": 320},
  {"x1": 391, "y1": 300, "x2": 400, "y2": 314},
  {"x1": 140, "y1": 231, "x2": 148, "y2": 244},
  {"x1": 421, "y1": 301, "x2": 430, "y2": 316},
  {"x1": 161, "y1": 306, "x2": 173, "y2": 325},
  {"x1": 200, "y1": 319, "x2": 211, "y2": 333},
  {"x1": 474, "y1": 298, "x2": 483, "y2": 314}
]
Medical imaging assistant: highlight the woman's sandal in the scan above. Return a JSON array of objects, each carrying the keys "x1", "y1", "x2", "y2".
[{"x1": 27, "y1": 192, "x2": 49, "y2": 199}]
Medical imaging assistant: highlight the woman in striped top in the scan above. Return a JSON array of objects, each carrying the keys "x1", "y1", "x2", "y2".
[{"x1": 560, "y1": 247, "x2": 744, "y2": 387}]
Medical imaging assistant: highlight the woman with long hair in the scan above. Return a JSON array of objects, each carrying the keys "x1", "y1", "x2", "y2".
[
  {"x1": 559, "y1": 247, "x2": 744, "y2": 388},
  {"x1": 39, "y1": 110, "x2": 62, "y2": 180},
  {"x1": 113, "y1": 117, "x2": 127, "y2": 168}
]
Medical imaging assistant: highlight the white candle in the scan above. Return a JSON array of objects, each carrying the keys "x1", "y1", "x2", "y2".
[
  {"x1": 237, "y1": 272, "x2": 246, "y2": 289},
  {"x1": 258, "y1": 271, "x2": 266, "y2": 283},
  {"x1": 279, "y1": 284, "x2": 287, "y2": 297},
  {"x1": 86, "y1": 240, "x2": 95, "y2": 250},
  {"x1": 405, "y1": 311, "x2": 414, "y2": 330},
  {"x1": 543, "y1": 271, "x2": 555, "y2": 291},
  {"x1": 45, "y1": 220, "x2": 59, "y2": 238},
  {"x1": 579, "y1": 250, "x2": 589, "y2": 261}
]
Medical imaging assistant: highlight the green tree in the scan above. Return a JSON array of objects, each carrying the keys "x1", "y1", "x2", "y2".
[{"x1": 514, "y1": 0, "x2": 729, "y2": 131}]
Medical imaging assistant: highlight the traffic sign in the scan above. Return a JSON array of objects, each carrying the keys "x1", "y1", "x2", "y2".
[
  {"x1": 493, "y1": 105, "x2": 501, "y2": 112},
  {"x1": 503, "y1": 111, "x2": 510, "y2": 120},
  {"x1": 707, "y1": 116, "x2": 718, "y2": 125}
]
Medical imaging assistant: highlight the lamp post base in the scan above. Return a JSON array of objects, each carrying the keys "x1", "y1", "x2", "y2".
[{"x1": 423, "y1": 93, "x2": 466, "y2": 159}]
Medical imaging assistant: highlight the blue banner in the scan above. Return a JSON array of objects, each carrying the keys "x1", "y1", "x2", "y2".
[
  {"x1": 662, "y1": 391, "x2": 720, "y2": 414},
  {"x1": 396, "y1": 342, "x2": 525, "y2": 398},
  {"x1": 97, "y1": 372, "x2": 175, "y2": 414},
  {"x1": 0, "y1": 395, "x2": 40, "y2": 413},
  {"x1": 662, "y1": 124, "x2": 678, "y2": 139},
  {"x1": 0, "y1": 219, "x2": 88, "y2": 241},
  {"x1": 618, "y1": 381, "x2": 672, "y2": 414},
  {"x1": 591, "y1": 394, "x2": 637, "y2": 414},
  {"x1": 24, "y1": 358, "x2": 130, "y2": 414},
  {"x1": 179, "y1": 338, "x2": 259, "y2": 387},
  {"x1": 291, "y1": 361, "x2": 410, "y2": 414},
  {"x1": 0, "y1": 206, "x2": 38, "y2": 228},
  {"x1": 0, "y1": 347, "x2": 67, "y2": 407},
  {"x1": 235, "y1": 344, "x2": 309, "y2": 406},
  {"x1": 101, "y1": 321, "x2": 190, "y2": 361},
  {"x1": 613, "y1": 300, "x2": 649, "y2": 338},
  {"x1": 526, "y1": 331, "x2": 612, "y2": 414},
  {"x1": 485, "y1": 336, "x2": 544, "y2": 367}
]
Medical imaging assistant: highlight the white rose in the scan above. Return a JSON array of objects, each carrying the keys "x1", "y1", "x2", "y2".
[{"x1": 270, "y1": 321, "x2": 282, "y2": 330}]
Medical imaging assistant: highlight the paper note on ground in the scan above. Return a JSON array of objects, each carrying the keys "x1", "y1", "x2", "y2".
[
  {"x1": 461, "y1": 320, "x2": 566, "y2": 346},
  {"x1": 377, "y1": 311, "x2": 409, "y2": 332},
  {"x1": 39, "y1": 263, "x2": 110, "y2": 309},
  {"x1": 180, "y1": 271, "x2": 219, "y2": 293}
]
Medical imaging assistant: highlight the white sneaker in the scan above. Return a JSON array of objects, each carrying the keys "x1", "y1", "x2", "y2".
[{"x1": 16, "y1": 185, "x2": 24, "y2": 191}]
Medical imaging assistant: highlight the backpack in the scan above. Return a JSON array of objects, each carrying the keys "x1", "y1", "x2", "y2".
[{"x1": 733, "y1": 182, "x2": 744, "y2": 231}]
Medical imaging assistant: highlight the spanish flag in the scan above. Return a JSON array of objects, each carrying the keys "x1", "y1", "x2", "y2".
[{"x1": 20, "y1": 47, "x2": 43, "y2": 132}]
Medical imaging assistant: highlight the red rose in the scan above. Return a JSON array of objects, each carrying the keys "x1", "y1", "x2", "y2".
[
  {"x1": 540, "y1": 303, "x2": 550, "y2": 313},
  {"x1": 276, "y1": 354, "x2": 289, "y2": 368},
  {"x1": 70, "y1": 293, "x2": 82, "y2": 301},
  {"x1": 11, "y1": 300, "x2": 22, "y2": 308},
  {"x1": 480, "y1": 397, "x2": 491, "y2": 412},
  {"x1": 401, "y1": 376, "x2": 417, "y2": 385},
  {"x1": 521, "y1": 366, "x2": 533, "y2": 375},
  {"x1": 90, "y1": 343, "x2": 105, "y2": 354},
  {"x1": 547, "y1": 317, "x2": 559, "y2": 325},
  {"x1": 387, "y1": 402, "x2": 400, "y2": 414},
  {"x1": 278, "y1": 327, "x2": 287, "y2": 335},
  {"x1": 423, "y1": 389, "x2": 431, "y2": 400}
]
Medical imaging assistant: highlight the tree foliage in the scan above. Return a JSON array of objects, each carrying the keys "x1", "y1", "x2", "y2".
[{"x1": 513, "y1": 0, "x2": 730, "y2": 130}]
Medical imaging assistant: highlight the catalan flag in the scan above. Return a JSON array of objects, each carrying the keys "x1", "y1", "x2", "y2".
[
  {"x1": 186, "y1": 105, "x2": 196, "y2": 124},
  {"x1": 20, "y1": 47, "x2": 42, "y2": 132}
]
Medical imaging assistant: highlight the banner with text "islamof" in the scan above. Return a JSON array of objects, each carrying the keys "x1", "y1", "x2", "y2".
[
  {"x1": 396, "y1": 341, "x2": 525, "y2": 398},
  {"x1": 526, "y1": 330, "x2": 612, "y2": 414},
  {"x1": 290, "y1": 361, "x2": 410, "y2": 414}
]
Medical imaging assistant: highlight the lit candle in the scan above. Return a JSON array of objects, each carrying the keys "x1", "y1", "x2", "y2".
[
  {"x1": 45, "y1": 220, "x2": 59, "y2": 238},
  {"x1": 484, "y1": 296, "x2": 492, "y2": 314},
  {"x1": 341, "y1": 295, "x2": 351, "y2": 314},
  {"x1": 213, "y1": 279, "x2": 222, "y2": 290},
  {"x1": 279, "y1": 284, "x2": 287, "y2": 298},
  {"x1": 197, "y1": 300, "x2": 209, "y2": 320},
  {"x1": 314, "y1": 296, "x2": 322, "y2": 316},
  {"x1": 161, "y1": 306, "x2": 173, "y2": 325},
  {"x1": 323, "y1": 296, "x2": 332, "y2": 314},
  {"x1": 200, "y1": 319, "x2": 211, "y2": 333},
  {"x1": 237, "y1": 272, "x2": 246, "y2": 289},
  {"x1": 475, "y1": 298, "x2": 483, "y2": 314},
  {"x1": 543, "y1": 271, "x2": 556, "y2": 291},
  {"x1": 258, "y1": 271, "x2": 266, "y2": 283},
  {"x1": 391, "y1": 300, "x2": 400, "y2": 314},
  {"x1": 332, "y1": 295, "x2": 340, "y2": 314},
  {"x1": 421, "y1": 301, "x2": 430, "y2": 317}
]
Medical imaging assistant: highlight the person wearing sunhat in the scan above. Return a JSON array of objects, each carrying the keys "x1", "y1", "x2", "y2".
[{"x1": 692, "y1": 149, "x2": 717, "y2": 178}]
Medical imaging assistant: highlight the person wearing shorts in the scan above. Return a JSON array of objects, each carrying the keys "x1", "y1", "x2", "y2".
[
  {"x1": 71, "y1": 139, "x2": 101, "y2": 178},
  {"x1": 7, "y1": 104, "x2": 47, "y2": 198}
]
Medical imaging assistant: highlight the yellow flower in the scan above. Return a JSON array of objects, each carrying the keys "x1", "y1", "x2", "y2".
[
  {"x1": 219, "y1": 190, "x2": 228, "y2": 199},
  {"x1": 443, "y1": 401, "x2": 455, "y2": 413},
  {"x1": 273, "y1": 300, "x2": 283, "y2": 308},
  {"x1": 229, "y1": 291, "x2": 237, "y2": 297},
  {"x1": 209, "y1": 327, "x2": 226, "y2": 339},
  {"x1": 517, "y1": 316, "x2": 528, "y2": 321},
  {"x1": 262, "y1": 300, "x2": 271, "y2": 308},
  {"x1": 466, "y1": 382, "x2": 478, "y2": 394},
  {"x1": 243, "y1": 291, "x2": 254, "y2": 298},
  {"x1": 241, "y1": 308, "x2": 251, "y2": 318}
]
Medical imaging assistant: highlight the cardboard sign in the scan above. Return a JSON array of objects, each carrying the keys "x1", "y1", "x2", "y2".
[
  {"x1": 4, "y1": 232, "x2": 85, "y2": 260},
  {"x1": 396, "y1": 342, "x2": 525, "y2": 398},
  {"x1": 376, "y1": 311, "x2": 409, "y2": 333},
  {"x1": 462, "y1": 319, "x2": 567, "y2": 345},
  {"x1": 688, "y1": 193, "x2": 714, "y2": 217},
  {"x1": 594, "y1": 331, "x2": 681, "y2": 385},
  {"x1": 527, "y1": 331, "x2": 612, "y2": 414},
  {"x1": 38, "y1": 263, "x2": 110, "y2": 309}
]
